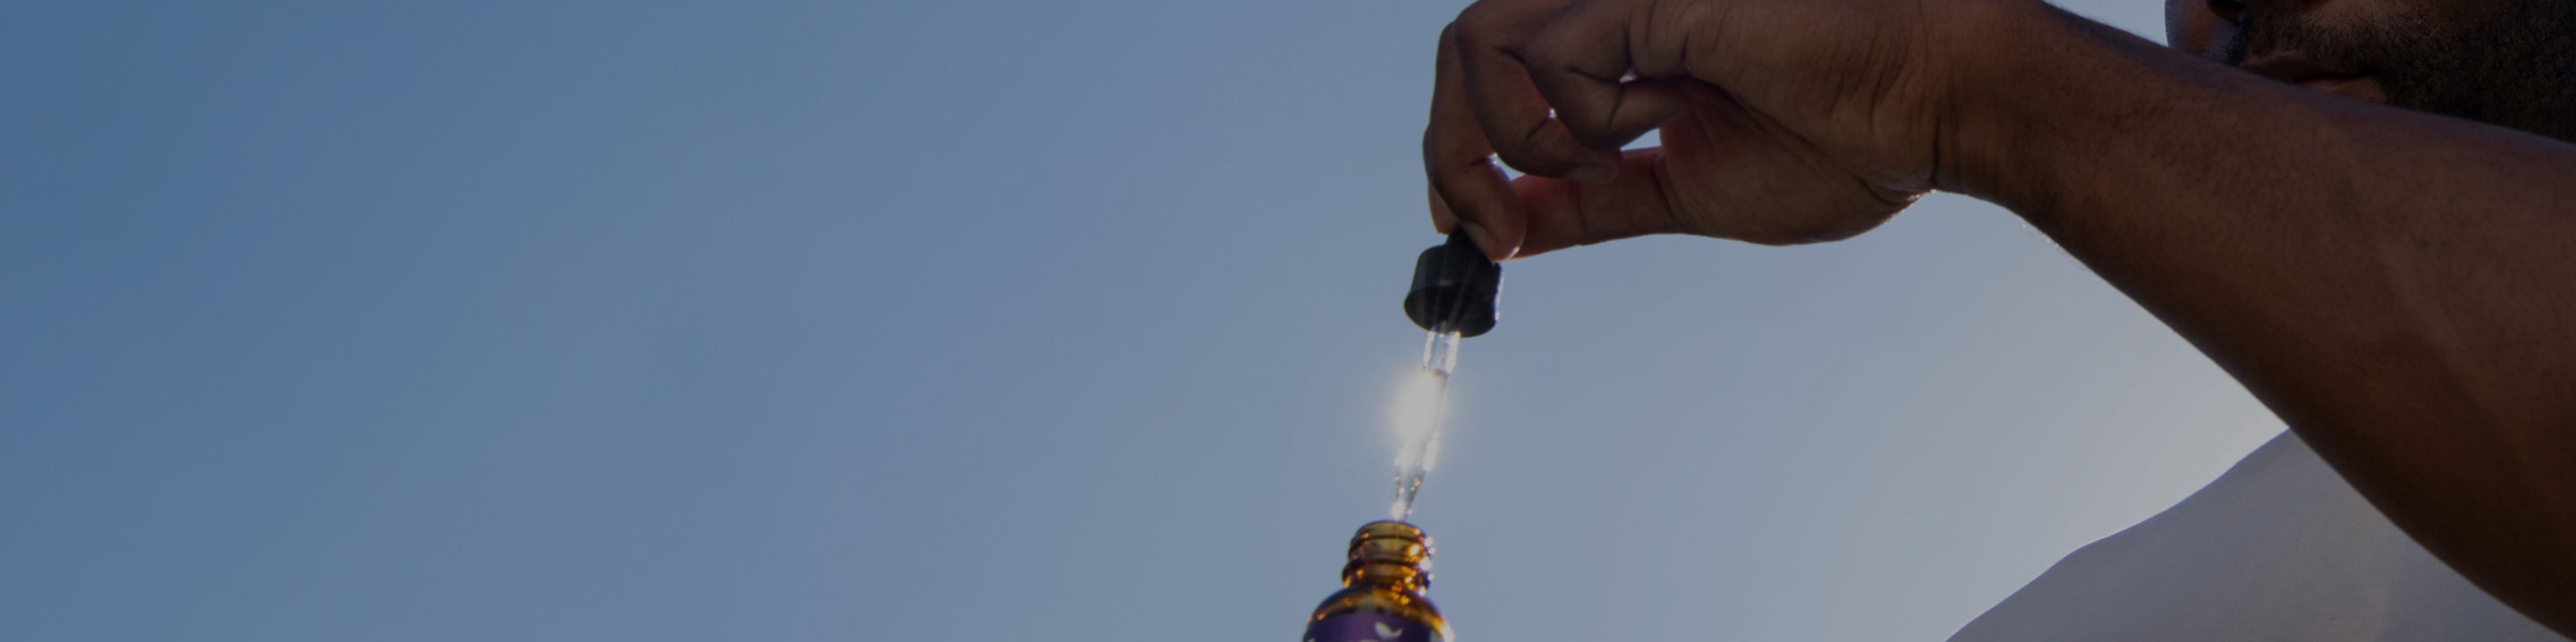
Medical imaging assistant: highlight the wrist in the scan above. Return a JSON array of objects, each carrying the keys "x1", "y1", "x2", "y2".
[{"x1": 1928, "y1": 2, "x2": 2110, "y2": 210}]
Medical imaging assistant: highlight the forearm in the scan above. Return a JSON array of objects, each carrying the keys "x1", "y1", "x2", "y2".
[{"x1": 1954, "y1": 4, "x2": 2576, "y2": 629}]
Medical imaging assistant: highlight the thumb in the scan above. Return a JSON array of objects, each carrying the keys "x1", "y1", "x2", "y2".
[{"x1": 1507, "y1": 147, "x2": 1684, "y2": 258}]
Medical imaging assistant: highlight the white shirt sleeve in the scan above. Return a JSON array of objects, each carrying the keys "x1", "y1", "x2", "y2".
[{"x1": 1947, "y1": 431, "x2": 2563, "y2": 642}]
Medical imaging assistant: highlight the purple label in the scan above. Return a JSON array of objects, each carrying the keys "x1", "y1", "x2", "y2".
[{"x1": 1304, "y1": 612, "x2": 1442, "y2": 642}]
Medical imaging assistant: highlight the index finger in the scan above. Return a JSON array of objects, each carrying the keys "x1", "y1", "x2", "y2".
[
  {"x1": 1523, "y1": 0, "x2": 1686, "y2": 150},
  {"x1": 1425, "y1": 21, "x2": 1529, "y2": 261},
  {"x1": 1451, "y1": 0, "x2": 1623, "y2": 180}
]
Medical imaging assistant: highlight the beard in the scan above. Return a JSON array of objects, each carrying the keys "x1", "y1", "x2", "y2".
[{"x1": 2223, "y1": 1, "x2": 2576, "y2": 141}]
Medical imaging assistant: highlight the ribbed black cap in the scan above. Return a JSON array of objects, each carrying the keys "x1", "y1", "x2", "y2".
[{"x1": 1402, "y1": 231, "x2": 1502, "y2": 337}]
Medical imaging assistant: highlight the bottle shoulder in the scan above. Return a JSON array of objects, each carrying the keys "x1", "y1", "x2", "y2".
[{"x1": 1309, "y1": 586, "x2": 1448, "y2": 636}]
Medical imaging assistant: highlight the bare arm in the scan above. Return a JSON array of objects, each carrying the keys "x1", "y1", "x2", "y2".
[
  {"x1": 1960, "y1": 6, "x2": 2576, "y2": 627},
  {"x1": 1422, "y1": 0, "x2": 2576, "y2": 630}
]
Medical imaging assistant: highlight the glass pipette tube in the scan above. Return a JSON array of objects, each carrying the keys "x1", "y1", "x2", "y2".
[{"x1": 1390, "y1": 328, "x2": 1462, "y2": 521}]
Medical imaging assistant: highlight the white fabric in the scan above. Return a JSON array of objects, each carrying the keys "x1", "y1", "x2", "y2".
[{"x1": 1948, "y1": 431, "x2": 2563, "y2": 641}]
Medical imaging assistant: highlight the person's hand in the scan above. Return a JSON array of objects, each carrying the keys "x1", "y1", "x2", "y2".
[{"x1": 1425, "y1": 0, "x2": 2022, "y2": 258}]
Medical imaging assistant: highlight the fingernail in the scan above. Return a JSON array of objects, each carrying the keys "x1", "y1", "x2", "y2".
[{"x1": 1458, "y1": 221, "x2": 1509, "y2": 261}]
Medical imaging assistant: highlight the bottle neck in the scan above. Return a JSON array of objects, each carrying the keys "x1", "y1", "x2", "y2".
[{"x1": 1341, "y1": 520, "x2": 1432, "y2": 594}]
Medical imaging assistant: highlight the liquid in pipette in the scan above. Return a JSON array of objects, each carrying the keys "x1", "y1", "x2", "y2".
[{"x1": 1389, "y1": 328, "x2": 1462, "y2": 521}]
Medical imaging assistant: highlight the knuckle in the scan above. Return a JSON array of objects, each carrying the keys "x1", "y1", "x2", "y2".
[
  {"x1": 1517, "y1": 37, "x2": 1621, "y2": 150},
  {"x1": 1519, "y1": 30, "x2": 1569, "y2": 67},
  {"x1": 1450, "y1": 3, "x2": 1488, "y2": 30},
  {"x1": 1449, "y1": 4, "x2": 1507, "y2": 49}
]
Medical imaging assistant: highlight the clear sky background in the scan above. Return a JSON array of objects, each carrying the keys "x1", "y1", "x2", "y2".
[{"x1": 1, "y1": 1, "x2": 2286, "y2": 640}]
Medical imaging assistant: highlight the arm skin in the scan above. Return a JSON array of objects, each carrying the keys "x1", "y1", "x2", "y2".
[
  {"x1": 1420, "y1": 0, "x2": 2576, "y2": 632},
  {"x1": 1954, "y1": 6, "x2": 2576, "y2": 630}
]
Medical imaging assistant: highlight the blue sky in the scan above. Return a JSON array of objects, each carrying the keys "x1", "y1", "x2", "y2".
[{"x1": 1, "y1": 1, "x2": 2284, "y2": 639}]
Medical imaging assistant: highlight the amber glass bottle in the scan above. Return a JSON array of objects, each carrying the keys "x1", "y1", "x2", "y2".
[{"x1": 1304, "y1": 520, "x2": 1452, "y2": 642}]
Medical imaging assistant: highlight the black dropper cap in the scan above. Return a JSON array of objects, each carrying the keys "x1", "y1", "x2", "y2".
[{"x1": 1403, "y1": 231, "x2": 1502, "y2": 337}]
